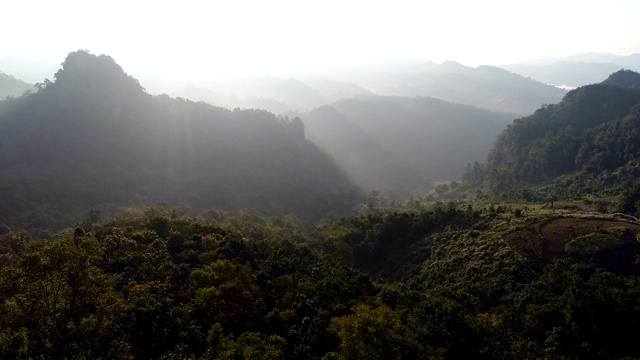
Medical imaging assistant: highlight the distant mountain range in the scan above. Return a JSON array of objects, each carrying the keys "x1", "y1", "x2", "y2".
[
  {"x1": 299, "y1": 95, "x2": 514, "y2": 196},
  {"x1": 8, "y1": 50, "x2": 622, "y2": 221},
  {"x1": 0, "y1": 72, "x2": 34, "y2": 99},
  {"x1": 502, "y1": 53, "x2": 640, "y2": 88},
  {"x1": 3, "y1": 53, "x2": 572, "y2": 117},
  {"x1": 0, "y1": 50, "x2": 547, "y2": 230},
  {"x1": 172, "y1": 76, "x2": 373, "y2": 114},
  {"x1": 514, "y1": 53, "x2": 640, "y2": 67},
  {"x1": 342, "y1": 62, "x2": 566, "y2": 115},
  {"x1": 168, "y1": 59, "x2": 565, "y2": 116}
]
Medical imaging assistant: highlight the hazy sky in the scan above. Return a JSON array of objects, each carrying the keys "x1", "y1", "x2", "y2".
[{"x1": 2, "y1": 0, "x2": 640, "y2": 82}]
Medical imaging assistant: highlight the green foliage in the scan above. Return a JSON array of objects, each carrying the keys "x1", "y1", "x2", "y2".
[
  {"x1": 565, "y1": 231, "x2": 629, "y2": 257},
  {"x1": 1, "y1": 202, "x2": 640, "y2": 359},
  {"x1": 0, "y1": 328, "x2": 28, "y2": 360},
  {"x1": 206, "y1": 327, "x2": 287, "y2": 360},
  {"x1": 601, "y1": 69, "x2": 640, "y2": 89},
  {"x1": 619, "y1": 181, "x2": 640, "y2": 217},
  {"x1": 191, "y1": 260, "x2": 264, "y2": 332},
  {"x1": 329, "y1": 304, "x2": 417, "y2": 360},
  {"x1": 319, "y1": 205, "x2": 471, "y2": 279},
  {"x1": 477, "y1": 72, "x2": 640, "y2": 202},
  {"x1": 5, "y1": 53, "x2": 640, "y2": 360},
  {"x1": 501, "y1": 260, "x2": 640, "y2": 359},
  {"x1": 402, "y1": 291, "x2": 498, "y2": 359},
  {"x1": 0, "y1": 233, "x2": 131, "y2": 359}
]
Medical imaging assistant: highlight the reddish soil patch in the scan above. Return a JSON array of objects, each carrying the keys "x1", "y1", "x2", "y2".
[
  {"x1": 505, "y1": 216, "x2": 640, "y2": 263},
  {"x1": 503, "y1": 226, "x2": 544, "y2": 261}
]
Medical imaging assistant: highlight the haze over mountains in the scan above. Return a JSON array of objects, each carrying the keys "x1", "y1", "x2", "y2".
[
  {"x1": 502, "y1": 53, "x2": 640, "y2": 88},
  {"x1": 300, "y1": 96, "x2": 513, "y2": 195},
  {"x1": 5, "y1": 31, "x2": 640, "y2": 360},
  {"x1": 172, "y1": 76, "x2": 373, "y2": 115},
  {"x1": 167, "y1": 59, "x2": 566, "y2": 115},
  {"x1": 11, "y1": 52, "x2": 640, "y2": 116},
  {"x1": 318, "y1": 59, "x2": 567, "y2": 115},
  {"x1": 5, "y1": 64, "x2": 640, "y2": 359},
  {"x1": 2, "y1": 50, "x2": 638, "y2": 209},
  {"x1": 0, "y1": 51, "x2": 359, "y2": 229},
  {"x1": 0, "y1": 72, "x2": 34, "y2": 99},
  {"x1": 0, "y1": 51, "x2": 534, "y2": 228},
  {"x1": 3, "y1": 0, "x2": 640, "y2": 357}
]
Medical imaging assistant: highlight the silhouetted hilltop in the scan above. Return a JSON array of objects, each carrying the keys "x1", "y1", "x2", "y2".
[
  {"x1": 601, "y1": 69, "x2": 640, "y2": 88},
  {"x1": 0, "y1": 51, "x2": 359, "y2": 230}
]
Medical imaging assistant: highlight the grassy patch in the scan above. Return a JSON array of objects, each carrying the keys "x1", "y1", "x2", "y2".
[{"x1": 565, "y1": 230, "x2": 630, "y2": 257}]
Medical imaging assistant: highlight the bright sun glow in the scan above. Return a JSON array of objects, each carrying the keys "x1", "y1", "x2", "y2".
[{"x1": 2, "y1": 0, "x2": 640, "y2": 83}]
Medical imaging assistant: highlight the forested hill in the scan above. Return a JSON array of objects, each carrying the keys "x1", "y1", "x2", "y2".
[
  {"x1": 300, "y1": 96, "x2": 514, "y2": 196},
  {"x1": 0, "y1": 72, "x2": 34, "y2": 99},
  {"x1": 0, "y1": 50, "x2": 359, "y2": 230},
  {"x1": 466, "y1": 69, "x2": 640, "y2": 198}
]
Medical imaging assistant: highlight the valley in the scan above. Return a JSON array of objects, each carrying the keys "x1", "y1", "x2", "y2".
[{"x1": 2, "y1": 49, "x2": 640, "y2": 359}]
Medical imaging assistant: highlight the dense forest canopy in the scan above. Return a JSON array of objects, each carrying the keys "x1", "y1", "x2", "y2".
[
  {"x1": 3, "y1": 200, "x2": 640, "y2": 359},
  {"x1": 458, "y1": 70, "x2": 640, "y2": 201}
]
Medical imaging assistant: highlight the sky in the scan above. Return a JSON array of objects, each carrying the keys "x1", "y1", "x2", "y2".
[{"x1": 2, "y1": 0, "x2": 640, "y2": 83}]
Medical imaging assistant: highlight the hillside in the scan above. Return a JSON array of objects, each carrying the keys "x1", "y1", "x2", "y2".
[
  {"x1": 0, "y1": 51, "x2": 359, "y2": 230},
  {"x1": 0, "y1": 72, "x2": 34, "y2": 99},
  {"x1": 3, "y1": 199, "x2": 640, "y2": 359},
  {"x1": 2, "y1": 55, "x2": 640, "y2": 360},
  {"x1": 300, "y1": 96, "x2": 514, "y2": 195},
  {"x1": 463, "y1": 70, "x2": 640, "y2": 200}
]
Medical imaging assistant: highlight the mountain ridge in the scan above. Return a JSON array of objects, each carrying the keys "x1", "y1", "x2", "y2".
[
  {"x1": 461, "y1": 69, "x2": 640, "y2": 200},
  {"x1": 0, "y1": 50, "x2": 359, "y2": 230},
  {"x1": 300, "y1": 95, "x2": 514, "y2": 196}
]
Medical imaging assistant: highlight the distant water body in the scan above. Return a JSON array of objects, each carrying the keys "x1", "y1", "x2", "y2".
[{"x1": 550, "y1": 83, "x2": 577, "y2": 91}]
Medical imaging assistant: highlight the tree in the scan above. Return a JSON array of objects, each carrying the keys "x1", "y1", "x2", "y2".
[
  {"x1": 190, "y1": 260, "x2": 264, "y2": 333},
  {"x1": 3, "y1": 235, "x2": 129, "y2": 358},
  {"x1": 328, "y1": 304, "x2": 417, "y2": 360},
  {"x1": 435, "y1": 183, "x2": 450, "y2": 197}
]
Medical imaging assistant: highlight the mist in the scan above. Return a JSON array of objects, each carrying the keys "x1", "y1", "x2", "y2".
[{"x1": 4, "y1": 2, "x2": 640, "y2": 359}]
